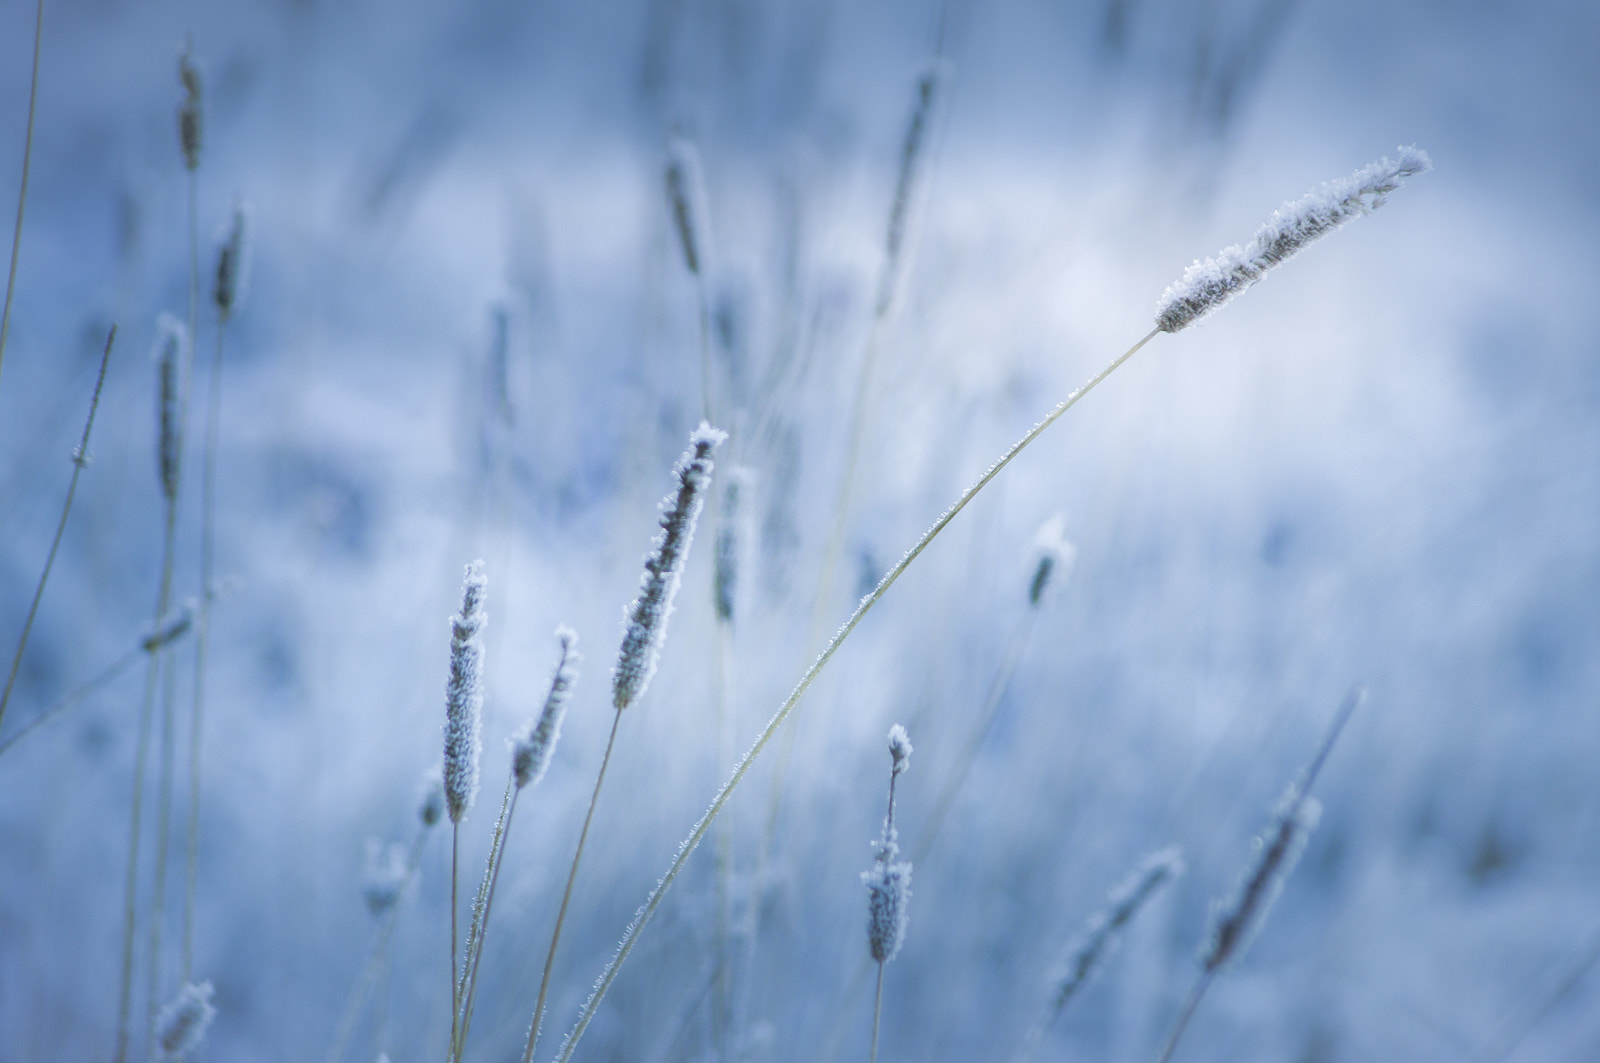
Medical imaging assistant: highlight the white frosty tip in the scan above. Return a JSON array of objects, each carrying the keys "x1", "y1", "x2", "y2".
[
  {"x1": 1155, "y1": 146, "x2": 1432, "y2": 333},
  {"x1": 156, "y1": 980, "x2": 216, "y2": 1056},
  {"x1": 887, "y1": 724, "x2": 913, "y2": 776}
]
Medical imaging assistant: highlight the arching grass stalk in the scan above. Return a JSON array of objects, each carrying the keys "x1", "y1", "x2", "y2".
[
  {"x1": 575, "y1": 146, "x2": 1430, "y2": 1063},
  {"x1": 183, "y1": 202, "x2": 247, "y2": 981},
  {"x1": 523, "y1": 428, "x2": 723, "y2": 1063},
  {"x1": 552, "y1": 328, "x2": 1159, "y2": 1063},
  {"x1": 0, "y1": 0, "x2": 44, "y2": 389},
  {"x1": 0, "y1": 326, "x2": 114, "y2": 735},
  {"x1": 114, "y1": 317, "x2": 192, "y2": 1063}
]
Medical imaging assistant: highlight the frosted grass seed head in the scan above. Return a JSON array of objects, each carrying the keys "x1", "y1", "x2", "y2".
[
  {"x1": 443, "y1": 562, "x2": 488, "y2": 823},
  {"x1": 418, "y1": 767, "x2": 446, "y2": 828},
  {"x1": 155, "y1": 980, "x2": 216, "y2": 1056},
  {"x1": 887, "y1": 723, "x2": 913, "y2": 777},
  {"x1": 153, "y1": 314, "x2": 189, "y2": 501},
  {"x1": 612, "y1": 423, "x2": 726, "y2": 710},
  {"x1": 1204, "y1": 794, "x2": 1322, "y2": 973},
  {"x1": 877, "y1": 59, "x2": 949, "y2": 318},
  {"x1": 362, "y1": 839, "x2": 409, "y2": 916},
  {"x1": 665, "y1": 136, "x2": 710, "y2": 277},
  {"x1": 513, "y1": 627, "x2": 579, "y2": 790},
  {"x1": 1155, "y1": 146, "x2": 1432, "y2": 333},
  {"x1": 213, "y1": 201, "x2": 251, "y2": 321},
  {"x1": 178, "y1": 49, "x2": 203, "y2": 172},
  {"x1": 1027, "y1": 514, "x2": 1077, "y2": 608},
  {"x1": 863, "y1": 860, "x2": 912, "y2": 963}
]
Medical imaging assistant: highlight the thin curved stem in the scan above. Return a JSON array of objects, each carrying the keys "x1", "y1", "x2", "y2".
[
  {"x1": 0, "y1": 325, "x2": 114, "y2": 734},
  {"x1": 523, "y1": 708, "x2": 624, "y2": 1063},
  {"x1": 552, "y1": 328, "x2": 1161, "y2": 1063},
  {"x1": 0, "y1": 0, "x2": 44, "y2": 389}
]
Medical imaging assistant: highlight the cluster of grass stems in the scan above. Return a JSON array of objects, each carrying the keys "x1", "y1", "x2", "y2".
[{"x1": 0, "y1": 17, "x2": 1455, "y2": 1063}]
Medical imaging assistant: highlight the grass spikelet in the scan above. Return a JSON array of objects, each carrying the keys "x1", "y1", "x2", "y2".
[
  {"x1": 212, "y1": 200, "x2": 250, "y2": 321},
  {"x1": 864, "y1": 725, "x2": 913, "y2": 1063},
  {"x1": 417, "y1": 767, "x2": 446, "y2": 829},
  {"x1": 664, "y1": 136, "x2": 710, "y2": 278},
  {"x1": 154, "y1": 314, "x2": 189, "y2": 502},
  {"x1": 1155, "y1": 146, "x2": 1431, "y2": 333},
  {"x1": 178, "y1": 47, "x2": 203, "y2": 172},
  {"x1": 1154, "y1": 688, "x2": 1364, "y2": 1063},
  {"x1": 1026, "y1": 514, "x2": 1076, "y2": 609},
  {"x1": 443, "y1": 561, "x2": 488, "y2": 824},
  {"x1": 155, "y1": 980, "x2": 216, "y2": 1057},
  {"x1": 1014, "y1": 848, "x2": 1184, "y2": 1063},
  {"x1": 612, "y1": 422, "x2": 727, "y2": 710},
  {"x1": 512, "y1": 626, "x2": 579, "y2": 790},
  {"x1": 877, "y1": 60, "x2": 949, "y2": 317}
]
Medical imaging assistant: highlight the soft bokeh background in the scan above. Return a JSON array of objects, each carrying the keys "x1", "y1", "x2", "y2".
[{"x1": 2, "y1": 1, "x2": 1597, "y2": 1061}]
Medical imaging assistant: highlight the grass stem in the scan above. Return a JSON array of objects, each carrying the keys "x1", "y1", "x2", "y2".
[
  {"x1": 0, "y1": 0, "x2": 44, "y2": 390},
  {"x1": 524, "y1": 708, "x2": 624, "y2": 1063},
  {"x1": 0, "y1": 325, "x2": 114, "y2": 735}
]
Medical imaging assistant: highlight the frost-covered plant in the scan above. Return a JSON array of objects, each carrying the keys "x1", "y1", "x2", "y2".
[
  {"x1": 1156, "y1": 147, "x2": 1432, "y2": 332},
  {"x1": 153, "y1": 314, "x2": 189, "y2": 502},
  {"x1": 1027, "y1": 514, "x2": 1077, "y2": 608},
  {"x1": 361, "y1": 839, "x2": 409, "y2": 916},
  {"x1": 213, "y1": 200, "x2": 250, "y2": 322},
  {"x1": 1155, "y1": 690, "x2": 1363, "y2": 1063},
  {"x1": 511, "y1": 626, "x2": 579, "y2": 791},
  {"x1": 612, "y1": 423, "x2": 726, "y2": 710},
  {"x1": 554, "y1": 153, "x2": 1428, "y2": 1063},
  {"x1": 155, "y1": 980, "x2": 216, "y2": 1057},
  {"x1": 863, "y1": 724, "x2": 914, "y2": 1063},
  {"x1": 443, "y1": 561, "x2": 487, "y2": 824},
  {"x1": 177, "y1": 49, "x2": 202, "y2": 172},
  {"x1": 1015, "y1": 847, "x2": 1184, "y2": 1062}
]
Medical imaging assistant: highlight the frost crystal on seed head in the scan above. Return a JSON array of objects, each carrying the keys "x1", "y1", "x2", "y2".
[
  {"x1": 887, "y1": 724, "x2": 913, "y2": 776},
  {"x1": 443, "y1": 561, "x2": 488, "y2": 823},
  {"x1": 1155, "y1": 146, "x2": 1432, "y2": 333},
  {"x1": 155, "y1": 980, "x2": 216, "y2": 1056},
  {"x1": 612, "y1": 423, "x2": 727, "y2": 710},
  {"x1": 512, "y1": 626, "x2": 580, "y2": 789}
]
